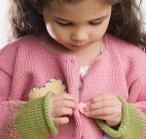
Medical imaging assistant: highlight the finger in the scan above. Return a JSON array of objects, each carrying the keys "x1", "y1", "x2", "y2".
[
  {"x1": 85, "y1": 106, "x2": 121, "y2": 117},
  {"x1": 52, "y1": 107, "x2": 74, "y2": 117},
  {"x1": 54, "y1": 117, "x2": 69, "y2": 125},
  {"x1": 93, "y1": 113, "x2": 115, "y2": 120},
  {"x1": 52, "y1": 99, "x2": 77, "y2": 109},
  {"x1": 89, "y1": 93, "x2": 116, "y2": 103},
  {"x1": 93, "y1": 114, "x2": 122, "y2": 127},
  {"x1": 85, "y1": 98, "x2": 121, "y2": 111}
]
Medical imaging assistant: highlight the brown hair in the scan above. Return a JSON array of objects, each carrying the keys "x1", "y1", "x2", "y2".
[{"x1": 8, "y1": 0, "x2": 146, "y2": 51}]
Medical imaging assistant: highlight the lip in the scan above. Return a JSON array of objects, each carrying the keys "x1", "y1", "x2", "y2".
[{"x1": 70, "y1": 43, "x2": 88, "y2": 48}]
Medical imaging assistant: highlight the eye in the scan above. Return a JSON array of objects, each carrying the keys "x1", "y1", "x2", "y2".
[
  {"x1": 56, "y1": 21, "x2": 72, "y2": 26},
  {"x1": 89, "y1": 21, "x2": 103, "y2": 26}
]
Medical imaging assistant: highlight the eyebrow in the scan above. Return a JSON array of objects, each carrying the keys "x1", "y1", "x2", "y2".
[{"x1": 53, "y1": 14, "x2": 109, "y2": 22}]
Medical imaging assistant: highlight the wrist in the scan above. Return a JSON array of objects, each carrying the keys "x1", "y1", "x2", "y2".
[{"x1": 106, "y1": 116, "x2": 122, "y2": 128}]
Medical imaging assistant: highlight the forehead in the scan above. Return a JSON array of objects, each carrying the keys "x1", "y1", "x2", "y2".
[
  {"x1": 46, "y1": 0, "x2": 119, "y2": 6},
  {"x1": 43, "y1": 0, "x2": 111, "y2": 20}
]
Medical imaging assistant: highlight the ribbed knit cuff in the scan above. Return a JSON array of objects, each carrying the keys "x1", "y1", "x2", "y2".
[
  {"x1": 14, "y1": 92, "x2": 58, "y2": 139},
  {"x1": 96, "y1": 96, "x2": 146, "y2": 139},
  {"x1": 44, "y1": 92, "x2": 58, "y2": 135}
]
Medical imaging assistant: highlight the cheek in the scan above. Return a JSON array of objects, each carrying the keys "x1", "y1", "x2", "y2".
[
  {"x1": 45, "y1": 23, "x2": 55, "y2": 36},
  {"x1": 91, "y1": 27, "x2": 105, "y2": 40},
  {"x1": 94, "y1": 20, "x2": 110, "y2": 39},
  {"x1": 46, "y1": 24, "x2": 68, "y2": 41},
  {"x1": 46, "y1": 24, "x2": 60, "y2": 38}
]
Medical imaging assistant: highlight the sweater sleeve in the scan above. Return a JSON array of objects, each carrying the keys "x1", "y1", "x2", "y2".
[
  {"x1": 96, "y1": 74, "x2": 146, "y2": 139},
  {"x1": 0, "y1": 70, "x2": 58, "y2": 139},
  {"x1": 96, "y1": 96, "x2": 146, "y2": 139}
]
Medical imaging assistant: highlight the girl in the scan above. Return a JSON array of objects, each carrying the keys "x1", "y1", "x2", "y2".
[{"x1": 0, "y1": 0, "x2": 146, "y2": 138}]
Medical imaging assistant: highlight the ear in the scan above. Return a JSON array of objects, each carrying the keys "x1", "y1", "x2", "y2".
[{"x1": 27, "y1": 0, "x2": 43, "y2": 14}]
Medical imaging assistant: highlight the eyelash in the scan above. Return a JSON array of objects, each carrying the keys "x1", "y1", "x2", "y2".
[
  {"x1": 56, "y1": 21, "x2": 72, "y2": 26},
  {"x1": 55, "y1": 21, "x2": 103, "y2": 26},
  {"x1": 89, "y1": 21, "x2": 103, "y2": 25}
]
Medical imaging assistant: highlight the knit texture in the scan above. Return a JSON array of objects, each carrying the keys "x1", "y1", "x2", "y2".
[
  {"x1": 0, "y1": 33, "x2": 146, "y2": 138},
  {"x1": 14, "y1": 92, "x2": 58, "y2": 139}
]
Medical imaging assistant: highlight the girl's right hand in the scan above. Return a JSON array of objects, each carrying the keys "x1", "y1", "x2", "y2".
[{"x1": 49, "y1": 93, "x2": 77, "y2": 126}]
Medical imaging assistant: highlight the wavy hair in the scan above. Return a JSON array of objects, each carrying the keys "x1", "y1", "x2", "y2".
[{"x1": 8, "y1": 0, "x2": 146, "y2": 50}]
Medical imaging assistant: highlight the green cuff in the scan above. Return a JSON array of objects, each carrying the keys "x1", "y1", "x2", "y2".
[
  {"x1": 96, "y1": 96, "x2": 146, "y2": 139},
  {"x1": 14, "y1": 92, "x2": 58, "y2": 139}
]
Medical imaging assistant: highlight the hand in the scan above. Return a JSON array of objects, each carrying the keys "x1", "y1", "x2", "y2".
[
  {"x1": 84, "y1": 93, "x2": 122, "y2": 127},
  {"x1": 49, "y1": 93, "x2": 77, "y2": 126}
]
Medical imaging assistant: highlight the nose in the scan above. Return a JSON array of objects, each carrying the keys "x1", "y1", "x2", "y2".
[{"x1": 71, "y1": 29, "x2": 89, "y2": 42}]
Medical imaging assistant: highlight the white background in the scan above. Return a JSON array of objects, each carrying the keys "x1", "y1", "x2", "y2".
[
  {"x1": 0, "y1": 0, "x2": 9, "y2": 48},
  {"x1": 0, "y1": 0, "x2": 146, "y2": 48}
]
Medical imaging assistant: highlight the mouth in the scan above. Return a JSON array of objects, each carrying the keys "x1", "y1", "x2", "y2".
[{"x1": 70, "y1": 43, "x2": 88, "y2": 48}]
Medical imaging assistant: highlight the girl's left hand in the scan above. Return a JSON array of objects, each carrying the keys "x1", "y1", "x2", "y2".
[{"x1": 84, "y1": 93, "x2": 122, "y2": 127}]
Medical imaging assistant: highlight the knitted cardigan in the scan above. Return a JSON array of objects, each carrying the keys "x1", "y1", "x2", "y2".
[{"x1": 0, "y1": 33, "x2": 146, "y2": 139}]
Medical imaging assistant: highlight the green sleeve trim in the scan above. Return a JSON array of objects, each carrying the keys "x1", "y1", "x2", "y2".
[
  {"x1": 96, "y1": 96, "x2": 146, "y2": 139},
  {"x1": 44, "y1": 92, "x2": 58, "y2": 135},
  {"x1": 14, "y1": 92, "x2": 58, "y2": 139}
]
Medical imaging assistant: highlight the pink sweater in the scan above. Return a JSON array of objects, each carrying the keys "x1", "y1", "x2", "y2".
[{"x1": 0, "y1": 33, "x2": 146, "y2": 139}]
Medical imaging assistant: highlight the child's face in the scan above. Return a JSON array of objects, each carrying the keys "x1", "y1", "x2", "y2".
[{"x1": 43, "y1": 0, "x2": 112, "y2": 51}]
